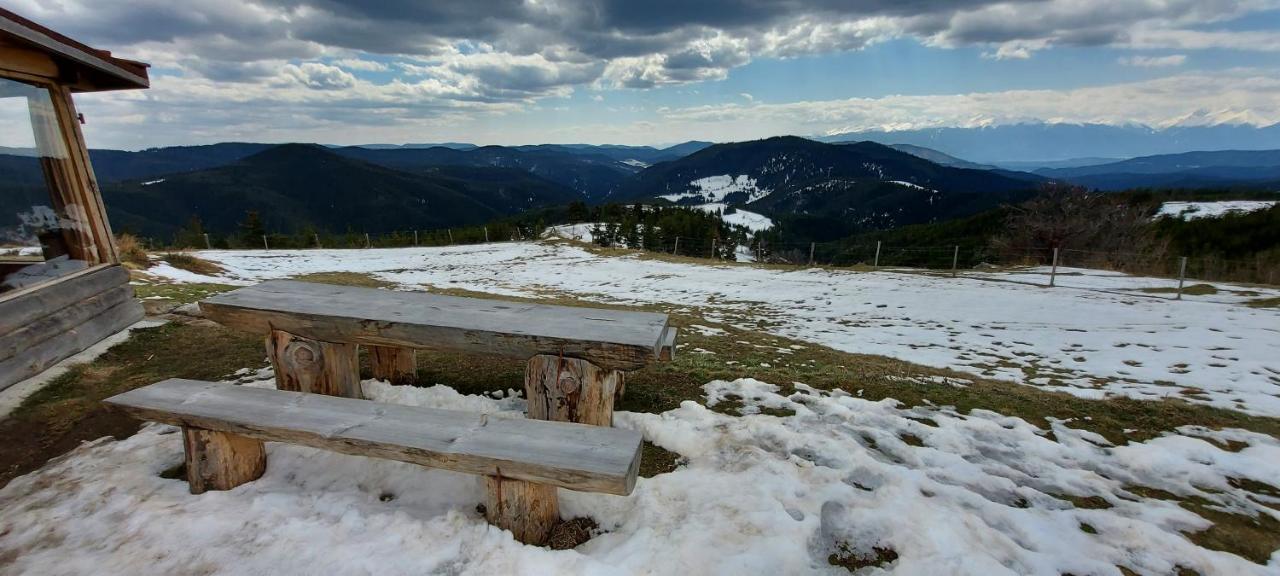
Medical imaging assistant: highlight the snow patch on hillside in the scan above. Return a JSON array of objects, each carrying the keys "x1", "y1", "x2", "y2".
[
  {"x1": 659, "y1": 175, "x2": 771, "y2": 204},
  {"x1": 1157, "y1": 200, "x2": 1276, "y2": 220},
  {"x1": 543, "y1": 223, "x2": 597, "y2": 243},
  {"x1": 621, "y1": 159, "x2": 649, "y2": 169},
  {"x1": 887, "y1": 180, "x2": 933, "y2": 192},
  {"x1": 690, "y1": 203, "x2": 774, "y2": 232}
]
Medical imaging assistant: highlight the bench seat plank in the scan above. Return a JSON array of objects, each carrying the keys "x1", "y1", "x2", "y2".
[
  {"x1": 105, "y1": 379, "x2": 642, "y2": 495},
  {"x1": 199, "y1": 280, "x2": 675, "y2": 371}
]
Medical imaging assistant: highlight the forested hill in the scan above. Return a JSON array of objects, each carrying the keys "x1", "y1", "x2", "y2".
[
  {"x1": 100, "y1": 144, "x2": 580, "y2": 238},
  {"x1": 615, "y1": 136, "x2": 1041, "y2": 229}
]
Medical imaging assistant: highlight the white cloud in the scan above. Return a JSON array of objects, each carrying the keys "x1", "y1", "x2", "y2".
[
  {"x1": 1118, "y1": 54, "x2": 1187, "y2": 67},
  {"x1": 332, "y1": 58, "x2": 389, "y2": 72},
  {"x1": 653, "y1": 70, "x2": 1280, "y2": 138}
]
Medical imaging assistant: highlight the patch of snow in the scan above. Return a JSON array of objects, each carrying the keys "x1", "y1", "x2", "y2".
[
  {"x1": 659, "y1": 175, "x2": 771, "y2": 204},
  {"x1": 886, "y1": 180, "x2": 933, "y2": 192},
  {"x1": 1157, "y1": 200, "x2": 1277, "y2": 220},
  {"x1": 140, "y1": 178, "x2": 165, "y2": 186},
  {"x1": 542, "y1": 223, "x2": 597, "y2": 243},
  {"x1": 0, "y1": 246, "x2": 42, "y2": 257},
  {"x1": 621, "y1": 159, "x2": 649, "y2": 168},
  {"x1": 689, "y1": 203, "x2": 774, "y2": 232}
]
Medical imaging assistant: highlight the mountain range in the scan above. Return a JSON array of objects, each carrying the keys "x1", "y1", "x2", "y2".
[
  {"x1": 99, "y1": 144, "x2": 581, "y2": 237},
  {"x1": 819, "y1": 122, "x2": 1280, "y2": 164},
  {"x1": 5, "y1": 130, "x2": 1280, "y2": 243}
]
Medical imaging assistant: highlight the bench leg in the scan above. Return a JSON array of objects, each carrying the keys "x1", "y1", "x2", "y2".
[
  {"x1": 524, "y1": 354, "x2": 623, "y2": 427},
  {"x1": 183, "y1": 427, "x2": 266, "y2": 495},
  {"x1": 484, "y1": 475, "x2": 558, "y2": 545},
  {"x1": 368, "y1": 345, "x2": 416, "y2": 385},
  {"x1": 265, "y1": 330, "x2": 362, "y2": 398}
]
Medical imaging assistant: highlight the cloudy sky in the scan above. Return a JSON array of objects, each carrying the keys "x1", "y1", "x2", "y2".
[{"x1": 7, "y1": 0, "x2": 1280, "y2": 149}]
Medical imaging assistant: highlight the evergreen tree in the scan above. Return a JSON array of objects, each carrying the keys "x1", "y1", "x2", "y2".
[{"x1": 238, "y1": 211, "x2": 266, "y2": 248}]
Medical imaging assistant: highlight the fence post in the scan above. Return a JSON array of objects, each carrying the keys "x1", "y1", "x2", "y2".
[
  {"x1": 1176, "y1": 256, "x2": 1188, "y2": 300},
  {"x1": 448, "y1": 228, "x2": 454, "y2": 244},
  {"x1": 484, "y1": 227, "x2": 489, "y2": 243},
  {"x1": 809, "y1": 242, "x2": 815, "y2": 266},
  {"x1": 951, "y1": 245, "x2": 959, "y2": 277},
  {"x1": 262, "y1": 235, "x2": 269, "y2": 250},
  {"x1": 711, "y1": 238, "x2": 717, "y2": 260},
  {"x1": 673, "y1": 236, "x2": 680, "y2": 256},
  {"x1": 365, "y1": 232, "x2": 371, "y2": 249},
  {"x1": 1050, "y1": 247, "x2": 1059, "y2": 287},
  {"x1": 874, "y1": 241, "x2": 881, "y2": 269},
  {"x1": 414, "y1": 230, "x2": 418, "y2": 246},
  {"x1": 315, "y1": 233, "x2": 321, "y2": 249},
  {"x1": 203, "y1": 233, "x2": 211, "y2": 250}
]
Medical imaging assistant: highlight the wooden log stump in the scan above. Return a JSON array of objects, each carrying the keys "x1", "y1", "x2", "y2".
[
  {"x1": 484, "y1": 475, "x2": 559, "y2": 545},
  {"x1": 265, "y1": 330, "x2": 361, "y2": 398},
  {"x1": 182, "y1": 427, "x2": 266, "y2": 495},
  {"x1": 368, "y1": 345, "x2": 416, "y2": 385},
  {"x1": 525, "y1": 354, "x2": 622, "y2": 427}
]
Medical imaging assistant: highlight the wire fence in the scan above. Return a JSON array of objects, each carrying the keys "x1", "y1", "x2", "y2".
[
  {"x1": 598, "y1": 235, "x2": 1280, "y2": 294},
  {"x1": 143, "y1": 224, "x2": 1279, "y2": 297}
]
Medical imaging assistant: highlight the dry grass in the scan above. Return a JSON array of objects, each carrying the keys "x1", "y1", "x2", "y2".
[
  {"x1": 1245, "y1": 297, "x2": 1280, "y2": 309},
  {"x1": 1139, "y1": 283, "x2": 1219, "y2": 296},
  {"x1": 115, "y1": 234, "x2": 150, "y2": 268},
  {"x1": 292, "y1": 271, "x2": 393, "y2": 288}
]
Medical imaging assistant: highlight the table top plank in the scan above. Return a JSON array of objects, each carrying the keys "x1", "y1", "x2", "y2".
[
  {"x1": 199, "y1": 280, "x2": 676, "y2": 370},
  {"x1": 105, "y1": 379, "x2": 642, "y2": 495}
]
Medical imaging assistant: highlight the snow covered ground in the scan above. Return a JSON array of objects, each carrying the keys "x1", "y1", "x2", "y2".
[
  {"x1": 1157, "y1": 201, "x2": 1277, "y2": 220},
  {"x1": 4, "y1": 241, "x2": 1280, "y2": 573},
  {"x1": 143, "y1": 242, "x2": 1280, "y2": 418},
  {"x1": 3, "y1": 372, "x2": 1277, "y2": 574}
]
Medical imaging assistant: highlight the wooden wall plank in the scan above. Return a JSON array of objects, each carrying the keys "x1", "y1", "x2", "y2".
[
  {"x1": 0, "y1": 296, "x2": 143, "y2": 391},
  {"x1": 0, "y1": 264, "x2": 127, "y2": 334},
  {"x1": 0, "y1": 282, "x2": 131, "y2": 362}
]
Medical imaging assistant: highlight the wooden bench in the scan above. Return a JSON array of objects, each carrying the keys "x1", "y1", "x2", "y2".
[
  {"x1": 199, "y1": 280, "x2": 678, "y2": 427},
  {"x1": 104, "y1": 378, "x2": 643, "y2": 545}
]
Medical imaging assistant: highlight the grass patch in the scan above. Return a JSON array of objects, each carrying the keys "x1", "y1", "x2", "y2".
[
  {"x1": 828, "y1": 543, "x2": 899, "y2": 572},
  {"x1": 293, "y1": 271, "x2": 393, "y2": 288},
  {"x1": 132, "y1": 282, "x2": 237, "y2": 305},
  {"x1": 1126, "y1": 485, "x2": 1280, "y2": 564},
  {"x1": 160, "y1": 252, "x2": 224, "y2": 276},
  {"x1": 0, "y1": 322, "x2": 266, "y2": 488},
  {"x1": 1244, "y1": 297, "x2": 1280, "y2": 309},
  {"x1": 1139, "y1": 283, "x2": 1218, "y2": 296}
]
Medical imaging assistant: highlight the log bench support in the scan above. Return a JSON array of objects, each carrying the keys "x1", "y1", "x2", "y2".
[
  {"x1": 368, "y1": 345, "x2": 417, "y2": 385},
  {"x1": 525, "y1": 354, "x2": 624, "y2": 427},
  {"x1": 485, "y1": 475, "x2": 559, "y2": 544},
  {"x1": 265, "y1": 329, "x2": 361, "y2": 398},
  {"x1": 182, "y1": 427, "x2": 266, "y2": 494}
]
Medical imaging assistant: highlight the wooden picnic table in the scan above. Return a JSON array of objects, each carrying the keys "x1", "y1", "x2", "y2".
[{"x1": 200, "y1": 280, "x2": 677, "y2": 427}]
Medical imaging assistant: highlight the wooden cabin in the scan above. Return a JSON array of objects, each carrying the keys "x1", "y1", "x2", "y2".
[{"x1": 0, "y1": 8, "x2": 150, "y2": 390}]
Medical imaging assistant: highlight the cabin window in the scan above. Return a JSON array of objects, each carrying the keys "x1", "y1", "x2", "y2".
[{"x1": 0, "y1": 76, "x2": 90, "y2": 293}]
